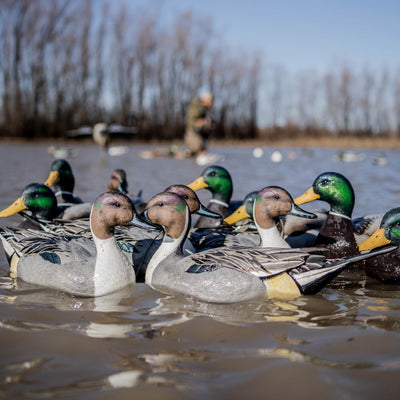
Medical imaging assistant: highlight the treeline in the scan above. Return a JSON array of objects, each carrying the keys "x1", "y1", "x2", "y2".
[
  {"x1": 0, "y1": 0, "x2": 259, "y2": 140},
  {"x1": 0, "y1": 0, "x2": 399, "y2": 141}
]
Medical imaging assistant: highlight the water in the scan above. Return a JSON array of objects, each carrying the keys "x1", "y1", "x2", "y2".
[{"x1": 0, "y1": 142, "x2": 399, "y2": 399}]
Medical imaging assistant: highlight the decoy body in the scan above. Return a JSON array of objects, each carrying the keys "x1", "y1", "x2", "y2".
[
  {"x1": 0, "y1": 192, "x2": 151, "y2": 297},
  {"x1": 358, "y1": 207, "x2": 400, "y2": 284},
  {"x1": 133, "y1": 191, "x2": 394, "y2": 303}
]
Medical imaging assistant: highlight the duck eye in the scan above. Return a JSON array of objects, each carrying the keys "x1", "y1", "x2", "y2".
[
  {"x1": 114, "y1": 202, "x2": 121, "y2": 208},
  {"x1": 274, "y1": 195, "x2": 280, "y2": 200},
  {"x1": 210, "y1": 172, "x2": 216, "y2": 177},
  {"x1": 158, "y1": 202, "x2": 164, "y2": 207},
  {"x1": 321, "y1": 179, "x2": 329, "y2": 185},
  {"x1": 183, "y1": 195, "x2": 188, "y2": 199}
]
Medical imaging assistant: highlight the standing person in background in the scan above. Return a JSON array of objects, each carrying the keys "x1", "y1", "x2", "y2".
[{"x1": 184, "y1": 91, "x2": 216, "y2": 164}]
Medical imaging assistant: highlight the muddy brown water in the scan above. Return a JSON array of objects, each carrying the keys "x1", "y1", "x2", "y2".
[{"x1": 0, "y1": 142, "x2": 399, "y2": 399}]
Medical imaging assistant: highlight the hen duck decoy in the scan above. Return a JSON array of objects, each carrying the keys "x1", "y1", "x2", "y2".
[
  {"x1": 190, "y1": 186, "x2": 316, "y2": 251},
  {"x1": 61, "y1": 168, "x2": 145, "y2": 220},
  {"x1": 294, "y1": 172, "x2": 383, "y2": 258},
  {"x1": 358, "y1": 207, "x2": 400, "y2": 284},
  {"x1": 0, "y1": 191, "x2": 153, "y2": 297},
  {"x1": 187, "y1": 165, "x2": 241, "y2": 228},
  {"x1": 44, "y1": 159, "x2": 83, "y2": 205},
  {"x1": 132, "y1": 191, "x2": 394, "y2": 303}
]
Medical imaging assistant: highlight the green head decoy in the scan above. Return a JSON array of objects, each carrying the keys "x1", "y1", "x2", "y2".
[
  {"x1": 44, "y1": 159, "x2": 77, "y2": 202},
  {"x1": 0, "y1": 183, "x2": 59, "y2": 221},
  {"x1": 358, "y1": 207, "x2": 400, "y2": 251},
  {"x1": 188, "y1": 165, "x2": 233, "y2": 205},
  {"x1": 224, "y1": 191, "x2": 258, "y2": 225},
  {"x1": 295, "y1": 172, "x2": 355, "y2": 218}
]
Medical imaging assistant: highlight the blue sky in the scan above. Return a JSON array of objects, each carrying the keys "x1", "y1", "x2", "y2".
[{"x1": 162, "y1": 0, "x2": 400, "y2": 73}]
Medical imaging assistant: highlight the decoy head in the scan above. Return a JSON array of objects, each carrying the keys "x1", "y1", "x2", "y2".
[
  {"x1": 165, "y1": 184, "x2": 221, "y2": 219},
  {"x1": 44, "y1": 159, "x2": 75, "y2": 193},
  {"x1": 224, "y1": 190, "x2": 258, "y2": 225},
  {"x1": 187, "y1": 165, "x2": 233, "y2": 202},
  {"x1": 90, "y1": 191, "x2": 135, "y2": 239},
  {"x1": 358, "y1": 207, "x2": 400, "y2": 251},
  {"x1": 138, "y1": 192, "x2": 190, "y2": 240},
  {"x1": 108, "y1": 169, "x2": 128, "y2": 194},
  {"x1": 295, "y1": 172, "x2": 355, "y2": 217},
  {"x1": 0, "y1": 183, "x2": 58, "y2": 220}
]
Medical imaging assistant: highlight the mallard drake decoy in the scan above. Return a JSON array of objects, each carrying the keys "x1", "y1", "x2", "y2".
[
  {"x1": 0, "y1": 183, "x2": 69, "y2": 229},
  {"x1": 294, "y1": 172, "x2": 360, "y2": 258},
  {"x1": 191, "y1": 186, "x2": 317, "y2": 251},
  {"x1": 44, "y1": 159, "x2": 83, "y2": 205},
  {"x1": 187, "y1": 165, "x2": 241, "y2": 228},
  {"x1": 0, "y1": 191, "x2": 153, "y2": 297},
  {"x1": 133, "y1": 191, "x2": 394, "y2": 303},
  {"x1": 358, "y1": 207, "x2": 400, "y2": 284},
  {"x1": 295, "y1": 172, "x2": 384, "y2": 257}
]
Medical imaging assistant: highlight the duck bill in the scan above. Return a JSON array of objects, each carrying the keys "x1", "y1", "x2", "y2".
[
  {"x1": 358, "y1": 228, "x2": 390, "y2": 252},
  {"x1": 44, "y1": 170, "x2": 60, "y2": 187},
  {"x1": 288, "y1": 203, "x2": 317, "y2": 219},
  {"x1": 130, "y1": 212, "x2": 159, "y2": 231},
  {"x1": 0, "y1": 197, "x2": 27, "y2": 217},
  {"x1": 187, "y1": 177, "x2": 208, "y2": 191},
  {"x1": 224, "y1": 205, "x2": 250, "y2": 225},
  {"x1": 294, "y1": 187, "x2": 320, "y2": 205},
  {"x1": 196, "y1": 203, "x2": 221, "y2": 219}
]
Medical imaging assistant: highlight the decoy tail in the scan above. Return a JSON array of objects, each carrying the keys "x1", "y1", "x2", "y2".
[{"x1": 291, "y1": 245, "x2": 397, "y2": 295}]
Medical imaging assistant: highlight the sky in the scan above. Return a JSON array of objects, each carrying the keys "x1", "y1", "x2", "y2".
[{"x1": 160, "y1": 0, "x2": 400, "y2": 74}]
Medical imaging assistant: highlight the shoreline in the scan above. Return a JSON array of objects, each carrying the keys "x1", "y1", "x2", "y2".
[{"x1": 1, "y1": 136, "x2": 400, "y2": 150}]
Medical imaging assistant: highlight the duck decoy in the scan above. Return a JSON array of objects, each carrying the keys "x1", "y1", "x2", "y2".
[
  {"x1": 0, "y1": 191, "x2": 154, "y2": 297},
  {"x1": 44, "y1": 159, "x2": 83, "y2": 205},
  {"x1": 358, "y1": 207, "x2": 400, "y2": 284},
  {"x1": 191, "y1": 186, "x2": 317, "y2": 251},
  {"x1": 294, "y1": 172, "x2": 360, "y2": 258},
  {"x1": 294, "y1": 172, "x2": 384, "y2": 257},
  {"x1": 60, "y1": 168, "x2": 145, "y2": 220},
  {"x1": 187, "y1": 165, "x2": 241, "y2": 228},
  {"x1": 132, "y1": 191, "x2": 394, "y2": 303},
  {"x1": 0, "y1": 183, "x2": 69, "y2": 229}
]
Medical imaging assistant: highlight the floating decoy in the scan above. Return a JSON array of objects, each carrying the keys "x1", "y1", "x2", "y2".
[
  {"x1": 132, "y1": 191, "x2": 394, "y2": 303},
  {"x1": 0, "y1": 192, "x2": 154, "y2": 297}
]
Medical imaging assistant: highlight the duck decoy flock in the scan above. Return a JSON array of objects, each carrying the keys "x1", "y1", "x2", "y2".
[{"x1": 0, "y1": 159, "x2": 398, "y2": 302}]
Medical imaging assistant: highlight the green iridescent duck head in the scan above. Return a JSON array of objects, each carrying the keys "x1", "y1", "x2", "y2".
[
  {"x1": 359, "y1": 207, "x2": 400, "y2": 251},
  {"x1": 0, "y1": 183, "x2": 59, "y2": 221},
  {"x1": 44, "y1": 159, "x2": 75, "y2": 194},
  {"x1": 187, "y1": 165, "x2": 233, "y2": 203},
  {"x1": 223, "y1": 191, "x2": 258, "y2": 224},
  {"x1": 295, "y1": 172, "x2": 355, "y2": 218}
]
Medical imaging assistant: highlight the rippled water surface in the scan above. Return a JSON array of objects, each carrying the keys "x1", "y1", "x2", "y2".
[{"x1": 0, "y1": 141, "x2": 399, "y2": 399}]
